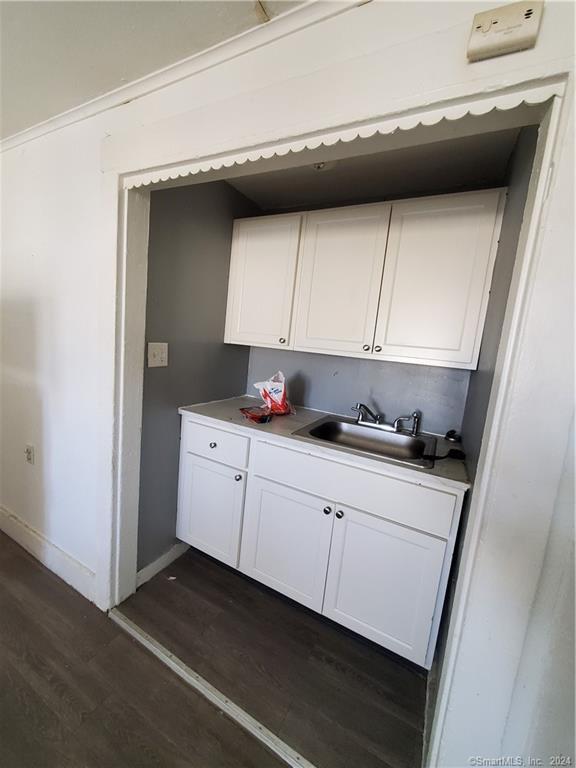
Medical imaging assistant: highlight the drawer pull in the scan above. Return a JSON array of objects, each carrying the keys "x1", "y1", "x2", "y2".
[
  {"x1": 335, "y1": 510, "x2": 344, "y2": 519},
  {"x1": 209, "y1": 442, "x2": 217, "y2": 449},
  {"x1": 362, "y1": 344, "x2": 370, "y2": 351},
  {"x1": 323, "y1": 506, "x2": 332, "y2": 515},
  {"x1": 279, "y1": 337, "x2": 286, "y2": 344},
  {"x1": 374, "y1": 345, "x2": 382, "y2": 352},
  {"x1": 234, "y1": 474, "x2": 242, "y2": 482}
]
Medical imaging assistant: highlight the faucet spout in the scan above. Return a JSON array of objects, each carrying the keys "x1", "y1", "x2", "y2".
[{"x1": 352, "y1": 402, "x2": 383, "y2": 425}]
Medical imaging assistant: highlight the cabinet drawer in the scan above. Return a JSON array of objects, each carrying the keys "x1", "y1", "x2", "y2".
[
  {"x1": 182, "y1": 420, "x2": 249, "y2": 468},
  {"x1": 252, "y1": 441, "x2": 456, "y2": 538}
]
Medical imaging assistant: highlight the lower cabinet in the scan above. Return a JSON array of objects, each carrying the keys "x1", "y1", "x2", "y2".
[
  {"x1": 239, "y1": 478, "x2": 334, "y2": 611},
  {"x1": 176, "y1": 453, "x2": 245, "y2": 567},
  {"x1": 239, "y1": 479, "x2": 446, "y2": 665},
  {"x1": 177, "y1": 416, "x2": 465, "y2": 668},
  {"x1": 322, "y1": 505, "x2": 446, "y2": 665}
]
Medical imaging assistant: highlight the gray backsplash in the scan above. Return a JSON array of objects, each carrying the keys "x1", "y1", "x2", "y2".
[{"x1": 247, "y1": 348, "x2": 470, "y2": 436}]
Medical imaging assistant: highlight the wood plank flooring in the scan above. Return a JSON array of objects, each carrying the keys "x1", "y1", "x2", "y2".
[
  {"x1": 120, "y1": 547, "x2": 427, "y2": 768},
  {"x1": 0, "y1": 532, "x2": 286, "y2": 768}
]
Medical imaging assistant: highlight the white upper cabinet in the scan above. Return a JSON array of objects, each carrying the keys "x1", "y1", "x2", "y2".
[
  {"x1": 223, "y1": 191, "x2": 505, "y2": 369},
  {"x1": 373, "y1": 190, "x2": 505, "y2": 369},
  {"x1": 224, "y1": 214, "x2": 301, "y2": 349},
  {"x1": 293, "y1": 203, "x2": 391, "y2": 355}
]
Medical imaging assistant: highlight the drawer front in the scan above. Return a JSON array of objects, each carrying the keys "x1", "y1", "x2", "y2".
[
  {"x1": 183, "y1": 420, "x2": 249, "y2": 468},
  {"x1": 252, "y1": 441, "x2": 456, "y2": 538}
]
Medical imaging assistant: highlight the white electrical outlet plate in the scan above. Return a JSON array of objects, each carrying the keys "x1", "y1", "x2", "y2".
[
  {"x1": 467, "y1": 1, "x2": 544, "y2": 62},
  {"x1": 147, "y1": 342, "x2": 169, "y2": 368}
]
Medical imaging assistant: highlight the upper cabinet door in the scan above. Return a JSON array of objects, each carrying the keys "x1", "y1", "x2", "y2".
[
  {"x1": 293, "y1": 203, "x2": 392, "y2": 355},
  {"x1": 373, "y1": 190, "x2": 505, "y2": 369},
  {"x1": 224, "y1": 214, "x2": 302, "y2": 348}
]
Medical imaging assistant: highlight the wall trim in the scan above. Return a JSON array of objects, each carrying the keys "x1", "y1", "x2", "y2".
[
  {"x1": 0, "y1": 505, "x2": 96, "y2": 602},
  {"x1": 119, "y1": 78, "x2": 565, "y2": 190},
  {"x1": 136, "y1": 542, "x2": 189, "y2": 588},
  {"x1": 0, "y1": 0, "x2": 363, "y2": 153}
]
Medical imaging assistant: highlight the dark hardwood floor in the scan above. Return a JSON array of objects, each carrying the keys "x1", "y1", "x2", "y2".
[
  {"x1": 0, "y1": 531, "x2": 286, "y2": 768},
  {"x1": 120, "y1": 547, "x2": 427, "y2": 768}
]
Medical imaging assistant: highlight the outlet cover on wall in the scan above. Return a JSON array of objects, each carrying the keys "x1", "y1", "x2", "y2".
[
  {"x1": 467, "y1": 1, "x2": 544, "y2": 62},
  {"x1": 147, "y1": 342, "x2": 169, "y2": 368}
]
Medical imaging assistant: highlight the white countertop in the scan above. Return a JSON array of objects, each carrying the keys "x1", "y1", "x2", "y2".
[{"x1": 179, "y1": 396, "x2": 470, "y2": 489}]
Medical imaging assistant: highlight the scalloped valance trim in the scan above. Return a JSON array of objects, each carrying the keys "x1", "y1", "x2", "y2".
[{"x1": 122, "y1": 80, "x2": 564, "y2": 190}]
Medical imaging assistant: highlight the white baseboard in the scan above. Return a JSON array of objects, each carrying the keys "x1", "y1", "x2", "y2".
[
  {"x1": 0, "y1": 505, "x2": 96, "y2": 601},
  {"x1": 136, "y1": 541, "x2": 189, "y2": 588}
]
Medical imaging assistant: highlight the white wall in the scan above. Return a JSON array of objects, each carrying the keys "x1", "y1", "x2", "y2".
[
  {"x1": 432, "y1": 92, "x2": 574, "y2": 765},
  {"x1": 504, "y1": 419, "x2": 574, "y2": 762},
  {"x1": 0, "y1": 0, "x2": 573, "y2": 760}
]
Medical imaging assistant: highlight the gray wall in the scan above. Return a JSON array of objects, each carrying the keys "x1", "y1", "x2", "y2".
[
  {"x1": 461, "y1": 127, "x2": 538, "y2": 478},
  {"x1": 138, "y1": 182, "x2": 258, "y2": 569},
  {"x1": 247, "y1": 348, "x2": 470, "y2": 435}
]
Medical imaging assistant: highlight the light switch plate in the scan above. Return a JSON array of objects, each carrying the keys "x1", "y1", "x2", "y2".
[
  {"x1": 467, "y1": 1, "x2": 544, "y2": 62},
  {"x1": 147, "y1": 342, "x2": 168, "y2": 368}
]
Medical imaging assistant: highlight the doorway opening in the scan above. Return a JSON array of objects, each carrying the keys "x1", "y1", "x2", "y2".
[{"x1": 110, "y1": 92, "x2": 562, "y2": 768}]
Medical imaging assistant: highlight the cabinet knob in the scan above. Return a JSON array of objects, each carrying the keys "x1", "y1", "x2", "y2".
[
  {"x1": 279, "y1": 337, "x2": 286, "y2": 344},
  {"x1": 362, "y1": 344, "x2": 370, "y2": 351},
  {"x1": 374, "y1": 345, "x2": 382, "y2": 352},
  {"x1": 209, "y1": 442, "x2": 217, "y2": 449},
  {"x1": 234, "y1": 474, "x2": 242, "y2": 482},
  {"x1": 335, "y1": 510, "x2": 344, "y2": 519},
  {"x1": 323, "y1": 506, "x2": 332, "y2": 515}
]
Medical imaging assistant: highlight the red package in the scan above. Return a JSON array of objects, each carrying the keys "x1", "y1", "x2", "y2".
[
  {"x1": 254, "y1": 371, "x2": 294, "y2": 416},
  {"x1": 240, "y1": 371, "x2": 295, "y2": 423},
  {"x1": 239, "y1": 406, "x2": 273, "y2": 424}
]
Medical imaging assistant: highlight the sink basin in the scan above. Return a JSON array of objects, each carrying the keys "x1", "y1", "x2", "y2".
[{"x1": 293, "y1": 416, "x2": 437, "y2": 468}]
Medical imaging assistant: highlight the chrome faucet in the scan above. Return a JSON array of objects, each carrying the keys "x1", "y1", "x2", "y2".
[
  {"x1": 352, "y1": 402, "x2": 384, "y2": 425},
  {"x1": 393, "y1": 410, "x2": 422, "y2": 437}
]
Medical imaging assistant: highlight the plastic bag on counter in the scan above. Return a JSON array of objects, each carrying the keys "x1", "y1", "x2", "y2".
[{"x1": 240, "y1": 371, "x2": 295, "y2": 423}]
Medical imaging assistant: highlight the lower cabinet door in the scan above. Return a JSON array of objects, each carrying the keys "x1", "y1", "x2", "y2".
[
  {"x1": 239, "y1": 478, "x2": 334, "y2": 611},
  {"x1": 323, "y1": 506, "x2": 446, "y2": 666},
  {"x1": 176, "y1": 453, "x2": 245, "y2": 567}
]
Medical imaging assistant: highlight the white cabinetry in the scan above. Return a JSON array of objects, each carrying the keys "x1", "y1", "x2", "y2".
[
  {"x1": 323, "y1": 505, "x2": 446, "y2": 663},
  {"x1": 176, "y1": 453, "x2": 245, "y2": 567},
  {"x1": 177, "y1": 407, "x2": 467, "y2": 668},
  {"x1": 293, "y1": 204, "x2": 391, "y2": 355},
  {"x1": 223, "y1": 191, "x2": 504, "y2": 369},
  {"x1": 224, "y1": 214, "x2": 301, "y2": 349},
  {"x1": 176, "y1": 419, "x2": 248, "y2": 567},
  {"x1": 239, "y1": 478, "x2": 333, "y2": 611},
  {"x1": 373, "y1": 190, "x2": 504, "y2": 368}
]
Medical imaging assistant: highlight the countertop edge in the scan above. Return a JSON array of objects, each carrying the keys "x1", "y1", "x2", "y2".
[{"x1": 178, "y1": 397, "x2": 471, "y2": 492}]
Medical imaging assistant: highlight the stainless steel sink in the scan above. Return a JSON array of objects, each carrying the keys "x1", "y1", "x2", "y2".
[{"x1": 293, "y1": 416, "x2": 437, "y2": 468}]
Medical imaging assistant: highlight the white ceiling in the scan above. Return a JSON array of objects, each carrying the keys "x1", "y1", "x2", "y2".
[
  {"x1": 0, "y1": 1, "x2": 304, "y2": 139},
  {"x1": 227, "y1": 129, "x2": 522, "y2": 211}
]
